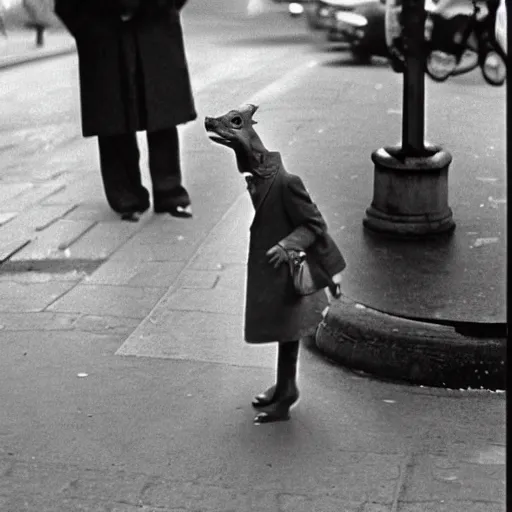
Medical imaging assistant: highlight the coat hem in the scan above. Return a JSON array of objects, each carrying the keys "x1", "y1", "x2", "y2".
[
  {"x1": 81, "y1": 113, "x2": 198, "y2": 138},
  {"x1": 244, "y1": 326, "x2": 320, "y2": 344}
]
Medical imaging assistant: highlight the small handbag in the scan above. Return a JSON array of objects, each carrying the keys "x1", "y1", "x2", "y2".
[{"x1": 287, "y1": 250, "x2": 341, "y2": 298}]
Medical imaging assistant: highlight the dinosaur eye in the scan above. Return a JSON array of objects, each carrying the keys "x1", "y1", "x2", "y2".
[{"x1": 231, "y1": 116, "x2": 243, "y2": 127}]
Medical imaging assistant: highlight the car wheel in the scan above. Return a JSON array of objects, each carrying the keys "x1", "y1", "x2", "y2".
[{"x1": 352, "y1": 48, "x2": 372, "y2": 63}]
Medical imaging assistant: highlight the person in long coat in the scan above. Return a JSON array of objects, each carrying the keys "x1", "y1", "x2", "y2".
[
  {"x1": 54, "y1": 0, "x2": 197, "y2": 220},
  {"x1": 245, "y1": 151, "x2": 346, "y2": 423},
  {"x1": 205, "y1": 105, "x2": 346, "y2": 424}
]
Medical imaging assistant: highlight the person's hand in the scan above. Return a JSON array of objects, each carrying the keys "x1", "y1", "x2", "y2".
[{"x1": 266, "y1": 244, "x2": 289, "y2": 269}]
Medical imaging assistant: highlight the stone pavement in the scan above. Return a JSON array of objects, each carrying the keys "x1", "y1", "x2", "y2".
[{"x1": 0, "y1": 23, "x2": 506, "y2": 512}]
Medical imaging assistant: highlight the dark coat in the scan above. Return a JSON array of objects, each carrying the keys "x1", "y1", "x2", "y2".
[
  {"x1": 54, "y1": 0, "x2": 197, "y2": 137},
  {"x1": 245, "y1": 152, "x2": 346, "y2": 344}
]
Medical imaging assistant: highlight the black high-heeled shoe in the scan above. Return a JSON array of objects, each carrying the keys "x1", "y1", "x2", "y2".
[
  {"x1": 253, "y1": 386, "x2": 299, "y2": 424},
  {"x1": 252, "y1": 384, "x2": 277, "y2": 409}
]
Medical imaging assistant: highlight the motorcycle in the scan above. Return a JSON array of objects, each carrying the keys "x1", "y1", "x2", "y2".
[{"x1": 424, "y1": 0, "x2": 507, "y2": 85}]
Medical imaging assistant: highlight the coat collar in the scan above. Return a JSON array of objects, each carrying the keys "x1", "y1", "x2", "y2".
[{"x1": 248, "y1": 151, "x2": 283, "y2": 227}]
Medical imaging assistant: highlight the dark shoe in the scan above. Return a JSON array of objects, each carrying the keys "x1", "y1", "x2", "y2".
[
  {"x1": 118, "y1": 197, "x2": 150, "y2": 222},
  {"x1": 154, "y1": 186, "x2": 192, "y2": 217},
  {"x1": 253, "y1": 389, "x2": 300, "y2": 424},
  {"x1": 120, "y1": 211, "x2": 141, "y2": 222},
  {"x1": 252, "y1": 384, "x2": 277, "y2": 409},
  {"x1": 154, "y1": 204, "x2": 193, "y2": 218}
]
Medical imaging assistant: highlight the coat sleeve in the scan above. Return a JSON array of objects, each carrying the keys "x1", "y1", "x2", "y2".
[{"x1": 278, "y1": 174, "x2": 327, "y2": 252}]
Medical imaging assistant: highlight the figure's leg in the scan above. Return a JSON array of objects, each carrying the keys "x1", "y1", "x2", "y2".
[
  {"x1": 97, "y1": 133, "x2": 150, "y2": 220},
  {"x1": 147, "y1": 126, "x2": 192, "y2": 218},
  {"x1": 252, "y1": 346, "x2": 278, "y2": 408},
  {"x1": 253, "y1": 341, "x2": 300, "y2": 424}
]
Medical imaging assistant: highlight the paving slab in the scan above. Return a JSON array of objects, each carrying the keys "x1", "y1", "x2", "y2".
[
  {"x1": 46, "y1": 284, "x2": 167, "y2": 319},
  {"x1": 71, "y1": 315, "x2": 141, "y2": 337},
  {"x1": 0, "y1": 237, "x2": 31, "y2": 262},
  {"x1": 0, "y1": 204, "x2": 77, "y2": 240},
  {"x1": 116, "y1": 310, "x2": 273, "y2": 368},
  {"x1": 0, "y1": 280, "x2": 76, "y2": 312},
  {"x1": 85, "y1": 260, "x2": 185, "y2": 287},
  {"x1": 0, "y1": 182, "x2": 33, "y2": 202},
  {"x1": 41, "y1": 175, "x2": 104, "y2": 206},
  {"x1": 10, "y1": 219, "x2": 96, "y2": 260},
  {"x1": 0, "y1": 212, "x2": 17, "y2": 226},
  {"x1": 66, "y1": 221, "x2": 145, "y2": 260},
  {"x1": 160, "y1": 286, "x2": 245, "y2": 316},
  {"x1": 0, "y1": 312, "x2": 77, "y2": 331},
  {"x1": 0, "y1": 182, "x2": 66, "y2": 212},
  {"x1": 188, "y1": 194, "x2": 251, "y2": 270},
  {"x1": 110, "y1": 236, "x2": 201, "y2": 263},
  {"x1": 178, "y1": 269, "x2": 220, "y2": 289},
  {"x1": 63, "y1": 203, "x2": 126, "y2": 223}
]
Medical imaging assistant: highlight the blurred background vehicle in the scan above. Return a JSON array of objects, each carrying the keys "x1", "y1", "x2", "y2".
[
  {"x1": 328, "y1": 0, "x2": 387, "y2": 60},
  {"x1": 270, "y1": 0, "x2": 315, "y2": 17},
  {"x1": 424, "y1": 0, "x2": 507, "y2": 85},
  {"x1": 302, "y1": 0, "x2": 388, "y2": 61}
]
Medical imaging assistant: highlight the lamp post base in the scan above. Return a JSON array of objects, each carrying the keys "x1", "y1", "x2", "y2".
[{"x1": 363, "y1": 145, "x2": 455, "y2": 236}]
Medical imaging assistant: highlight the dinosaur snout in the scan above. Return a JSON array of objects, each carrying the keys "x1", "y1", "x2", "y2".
[
  {"x1": 205, "y1": 116, "x2": 233, "y2": 147},
  {"x1": 204, "y1": 117, "x2": 215, "y2": 131}
]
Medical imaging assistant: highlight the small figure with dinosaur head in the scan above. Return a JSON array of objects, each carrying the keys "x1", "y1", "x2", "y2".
[{"x1": 205, "y1": 104, "x2": 346, "y2": 424}]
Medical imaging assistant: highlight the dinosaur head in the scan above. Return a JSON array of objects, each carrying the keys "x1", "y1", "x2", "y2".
[
  {"x1": 205, "y1": 104, "x2": 268, "y2": 174},
  {"x1": 205, "y1": 104, "x2": 259, "y2": 149}
]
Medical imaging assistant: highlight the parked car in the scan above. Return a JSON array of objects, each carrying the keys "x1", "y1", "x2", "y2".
[
  {"x1": 270, "y1": 0, "x2": 316, "y2": 17},
  {"x1": 304, "y1": 0, "x2": 343, "y2": 30},
  {"x1": 330, "y1": 0, "x2": 387, "y2": 60},
  {"x1": 305, "y1": 0, "x2": 388, "y2": 60}
]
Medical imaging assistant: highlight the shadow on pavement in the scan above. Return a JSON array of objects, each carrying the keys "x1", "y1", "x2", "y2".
[
  {"x1": 221, "y1": 34, "x2": 313, "y2": 47},
  {"x1": 320, "y1": 54, "x2": 390, "y2": 68}
]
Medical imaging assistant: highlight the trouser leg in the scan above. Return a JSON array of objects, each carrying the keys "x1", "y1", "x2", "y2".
[
  {"x1": 97, "y1": 133, "x2": 149, "y2": 214},
  {"x1": 276, "y1": 340, "x2": 300, "y2": 394},
  {"x1": 147, "y1": 126, "x2": 191, "y2": 211}
]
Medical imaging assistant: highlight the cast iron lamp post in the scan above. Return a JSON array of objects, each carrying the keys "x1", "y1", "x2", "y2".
[{"x1": 363, "y1": 0, "x2": 455, "y2": 236}]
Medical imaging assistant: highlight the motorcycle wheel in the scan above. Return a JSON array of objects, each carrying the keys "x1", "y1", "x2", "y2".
[
  {"x1": 480, "y1": 49, "x2": 507, "y2": 86},
  {"x1": 425, "y1": 50, "x2": 458, "y2": 82}
]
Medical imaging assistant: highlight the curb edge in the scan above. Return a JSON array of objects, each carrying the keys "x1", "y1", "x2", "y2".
[{"x1": 315, "y1": 295, "x2": 506, "y2": 390}]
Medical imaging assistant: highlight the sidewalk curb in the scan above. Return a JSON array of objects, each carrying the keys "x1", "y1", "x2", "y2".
[
  {"x1": 315, "y1": 295, "x2": 506, "y2": 391},
  {"x1": 0, "y1": 45, "x2": 75, "y2": 70}
]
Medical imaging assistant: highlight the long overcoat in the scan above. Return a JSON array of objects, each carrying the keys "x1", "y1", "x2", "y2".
[
  {"x1": 54, "y1": 0, "x2": 197, "y2": 137},
  {"x1": 245, "y1": 152, "x2": 346, "y2": 344}
]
